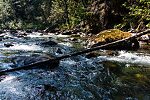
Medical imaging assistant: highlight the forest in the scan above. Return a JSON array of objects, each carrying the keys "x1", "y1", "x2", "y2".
[
  {"x1": 0, "y1": 0, "x2": 150, "y2": 100},
  {"x1": 0, "y1": 0, "x2": 149, "y2": 32}
]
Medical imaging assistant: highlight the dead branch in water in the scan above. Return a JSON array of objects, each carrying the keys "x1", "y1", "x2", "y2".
[{"x1": 0, "y1": 29, "x2": 150, "y2": 75}]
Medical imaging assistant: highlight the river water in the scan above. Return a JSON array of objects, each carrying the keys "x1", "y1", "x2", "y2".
[{"x1": 0, "y1": 31, "x2": 150, "y2": 100}]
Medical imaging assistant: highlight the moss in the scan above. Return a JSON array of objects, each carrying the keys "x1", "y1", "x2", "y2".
[
  {"x1": 90, "y1": 29, "x2": 140, "y2": 50},
  {"x1": 93, "y1": 29, "x2": 132, "y2": 43}
]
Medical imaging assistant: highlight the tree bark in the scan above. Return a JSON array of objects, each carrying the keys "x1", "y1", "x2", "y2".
[{"x1": 63, "y1": 0, "x2": 70, "y2": 24}]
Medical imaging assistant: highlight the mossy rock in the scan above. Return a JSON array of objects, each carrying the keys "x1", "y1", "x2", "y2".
[
  {"x1": 93, "y1": 29, "x2": 131, "y2": 43},
  {"x1": 90, "y1": 29, "x2": 139, "y2": 50}
]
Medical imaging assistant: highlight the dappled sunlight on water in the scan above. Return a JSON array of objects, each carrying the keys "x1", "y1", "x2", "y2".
[
  {"x1": 1, "y1": 75, "x2": 16, "y2": 82},
  {"x1": 0, "y1": 44, "x2": 43, "y2": 51},
  {"x1": 0, "y1": 31, "x2": 150, "y2": 99},
  {"x1": 98, "y1": 51, "x2": 150, "y2": 66}
]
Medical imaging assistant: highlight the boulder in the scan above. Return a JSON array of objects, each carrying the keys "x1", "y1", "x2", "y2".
[
  {"x1": 90, "y1": 29, "x2": 140, "y2": 50},
  {"x1": 11, "y1": 54, "x2": 59, "y2": 69}
]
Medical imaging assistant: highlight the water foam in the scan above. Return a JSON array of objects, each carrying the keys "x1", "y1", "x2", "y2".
[{"x1": 99, "y1": 51, "x2": 150, "y2": 66}]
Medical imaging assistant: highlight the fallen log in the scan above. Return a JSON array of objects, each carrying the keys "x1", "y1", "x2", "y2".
[{"x1": 0, "y1": 29, "x2": 150, "y2": 75}]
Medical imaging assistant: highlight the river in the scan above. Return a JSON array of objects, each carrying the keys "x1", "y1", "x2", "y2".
[{"x1": 0, "y1": 30, "x2": 150, "y2": 100}]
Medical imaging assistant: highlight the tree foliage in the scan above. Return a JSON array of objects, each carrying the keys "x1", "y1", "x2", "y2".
[
  {"x1": 0, "y1": 0, "x2": 149, "y2": 32},
  {"x1": 117, "y1": 0, "x2": 150, "y2": 31}
]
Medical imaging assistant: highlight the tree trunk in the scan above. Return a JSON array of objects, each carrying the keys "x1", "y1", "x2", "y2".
[{"x1": 63, "y1": 0, "x2": 70, "y2": 24}]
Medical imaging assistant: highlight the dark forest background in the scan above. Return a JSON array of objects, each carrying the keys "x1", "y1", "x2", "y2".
[{"x1": 0, "y1": 0, "x2": 149, "y2": 33}]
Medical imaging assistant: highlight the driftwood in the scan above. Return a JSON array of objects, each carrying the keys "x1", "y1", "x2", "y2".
[{"x1": 0, "y1": 29, "x2": 150, "y2": 75}]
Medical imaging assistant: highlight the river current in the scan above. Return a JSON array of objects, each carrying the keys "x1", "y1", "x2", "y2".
[{"x1": 0, "y1": 31, "x2": 150, "y2": 100}]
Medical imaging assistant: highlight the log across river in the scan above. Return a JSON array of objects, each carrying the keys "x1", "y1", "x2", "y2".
[{"x1": 0, "y1": 29, "x2": 150, "y2": 75}]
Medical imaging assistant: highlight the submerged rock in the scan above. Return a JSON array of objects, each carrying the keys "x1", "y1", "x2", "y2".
[
  {"x1": 102, "y1": 61, "x2": 122, "y2": 75},
  {"x1": 4, "y1": 43, "x2": 14, "y2": 47}
]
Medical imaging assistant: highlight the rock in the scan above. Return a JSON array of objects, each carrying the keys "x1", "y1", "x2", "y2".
[
  {"x1": 9, "y1": 29, "x2": 18, "y2": 34},
  {"x1": 0, "y1": 75, "x2": 7, "y2": 82},
  {"x1": 131, "y1": 38, "x2": 140, "y2": 50},
  {"x1": 105, "y1": 50, "x2": 119, "y2": 56},
  {"x1": 62, "y1": 30, "x2": 72, "y2": 35},
  {"x1": 17, "y1": 33, "x2": 27, "y2": 37},
  {"x1": 41, "y1": 40, "x2": 58, "y2": 46},
  {"x1": 85, "y1": 50, "x2": 119, "y2": 58},
  {"x1": 139, "y1": 34, "x2": 150, "y2": 44},
  {"x1": 56, "y1": 48, "x2": 63, "y2": 54},
  {"x1": 0, "y1": 34, "x2": 5, "y2": 37},
  {"x1": 69, "y1": 38, "x2": 78, "y2": 42},
  {"x1": 0, "y1": 30, "x2": 4, "y2": 34},
  {"x1": 4, "y1": 43, "x2": 14, "y2": 47},
  {"x1": 49, "y1": 28, "x2": 60, "y2": 33},
  {"x1": 61, "y1": 29, "x2": 80, "y2": 35},
  {"x1": 0, "y1": 34, "x2": 5, "y2": 41},
  {"x1": 85, "y1": 52, "x2": 101, "y2": 58},
  {"x1": 89, "y1": 29, "x2": 140, "y2": 50},
  {"x1": 26, "y1": 30, "x2": 32, "y2": 33},
  {"x1": 11, "y1": 54, "x2": 59, "y2": 69}
]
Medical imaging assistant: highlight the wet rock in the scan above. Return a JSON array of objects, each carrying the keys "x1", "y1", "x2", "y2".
[
  {"x1": 73, "y1": 28, "x2": 81, "y2": 33},
  {"x1": 86, "y1": 52, "x2": 101, "y2": 58},
  {"x1": 140, "y1": 43, "x2": 150, "y2": 50},
  {"x1": 4, "y1": 43, "x2": 14, "y2": 47},
  {"x1": 105, "y1": 50, "x2": 119, "y2": 56},
  {"x1": 85, "y1": 51, "x2": 119, "y2": 58},
  {"x1": 11, "y1": 54, "x2": 59, "y2": 69},
  {"x1": 0, "y1": 34, "x2": 5, "y2": 38},
  {"x1": 56, "y1": 48, "x2": 63, "y2": 54},
  {"x1": 69, "y1": 38, "x2": 78, "y2": 42},
  {"x1": 62, "y1": 30, "x2": 72, "y2": 35},
  {"x1": 0, "y1": 34, "x2": 4, "y2": 41},
  {"x1": 8, "y1": 30, "x2": 28, "y2": 38},
  {"x1": 48, "y1": 28, "x2": 60, "y2": 33},
  {"x1": 0, "y1": 75, "x2": 7, "y2": 82},
  {"x1": 61, "y1": 29, "x2": 81, "y2": 35},
  {"x1": 41, "y1": 40, "x2": 58, "y2": 46},
  {"x1": 131, "y1": 38, "x2": 140, "y2": 50},
  {"x1": 0, "y1": 30, "x2": 4, "y2": 34},
  {"x1": 25, "y1": 30, "x2": 32, "y2": 33},
  {"x1": 139, "y1": 34, "x2": 150, "y2": 45},
  {"x1": 17, "y1": 31, "x2": 27, "y2": 37},
  {"x1": 9, "y1": 29, "x2": 18, "y2": 34}
]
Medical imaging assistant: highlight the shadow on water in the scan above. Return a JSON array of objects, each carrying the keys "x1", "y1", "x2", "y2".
[{"x1": 0, "y1": 31, "x2": 150, "y2": 100}]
